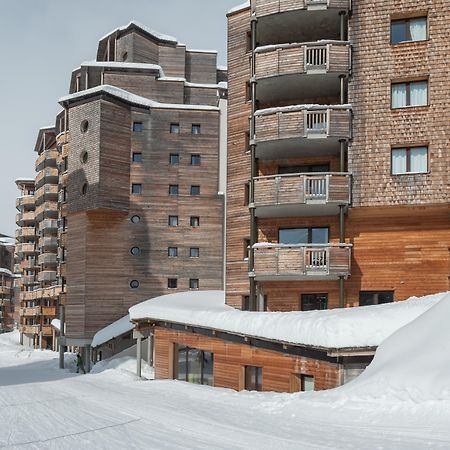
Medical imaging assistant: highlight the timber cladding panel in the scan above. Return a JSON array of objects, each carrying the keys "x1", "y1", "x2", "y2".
[
  {"x1": 349, "y1": 0, "x2": 450, "y2": 207},
  {"x1": 185, "y1": 52, "x2": 218, "y2": 84},
  {"x1": 226, "y1": 8, "x2": 252, "y2": 307},
  {"x1": 154, "y1": 327, "x2": 340, "y2": 392}
]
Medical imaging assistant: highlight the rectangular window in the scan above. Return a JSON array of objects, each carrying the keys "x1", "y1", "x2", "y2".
[
  {"x1": 244, "y1": 366, "x2": 262, "y2": 391},
  {"x1": 243, "y1": 238, "x2": 250, "y2": 259},
  {"x1": 279, "y1": 227, "x2": 328, "y2": 245},
  {"x1": 301, "y1": 375, "x2": 315, "y2": 392},
  {"x1": 132, "y1": 152, "x2": 142, "y2": 163},
  {"x1": 245, "y1": 81, "x2": 251, "y2": 101},
  {"x1": 391, "y1": 17, "x2": 427, "y2": 44},
  {"x1": 190, "y1": 185, "x2": 200, "y2": 196},
  {"x1": 244, "y1": 183, "x2": 250, "y2": 206},
  {"x1": 169, "y1": 153, "x2": 179, "y2": 165},
  {"x1": 168, "y1": 278, "x2": 178, "y2": 289},
  {"x1": 175, "y1": 345, "x2": 214, "y2": 386},
  {"x1": 190, "y1": 216, "x2": 200, "y2": 227},
  {"x1": 359, "y1": 291, "x2": 394, "y2": 306},
  {"x1": 391, "y1": 80, "x2": 428, "y2": 108},
  {"x1": 191, "y1": 124, "x2": 201, "y2": 135},
  {"x1": 189, "y1": 278, "x2": 199, "y2": 289},
  {"x1": 168, "y1": 247, "x2": 178, "y2": 257},
  {"x1": 300, "y1": 293, "x2": 328, "y2": 311},
  {"x1": 131, "y1": 184, "x2": 142, "y2": 195},
  {"x1": 190, "y1": 154, "x2": 201, "y2": 166},
  {"x1": 132, "y1": 121, "x2": 143, "y2": 132},
  {"x1": 168, "y1": 215, "x2": 178, "y2": 227},
  {"x1": 169, "y1": 184, "x2": 179, "y2": 196},
  {"x1": 392, "y1": 146, "x2": 428, "y2": 174},
  {"x1": 189, "y1": 247, "x2": 200, "y2": 257},
  {"x1": 170, "y1": 123, "x2": 180, "y2": 134}
]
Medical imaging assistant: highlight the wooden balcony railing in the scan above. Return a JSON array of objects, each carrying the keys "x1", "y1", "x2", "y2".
[
  {"x1": 38, "y1": 253, "x2": 57, "y2": 266},
  {"x1": 255, "y1": 41, "x2": 350, "y2": 80},
  {"x1": 16, "y1": 243, "x2": 36, "y2": 255},
  {"x1": 21, "y1": 324, "x2": 41, "y2": 334},
  {"x1": 42, "y1": 325, "x2": 53, "y2": 336},
  {"x1": 39, "y1": 236, "x2": 58, "y2": 249},
  {"x1": 38, "y1": 270, "x2": 57, "y2": 282},
  {"x1": 35, "y1": 202, "x2": 58, "y2": 221},
  {"x1": 35, "y1": 185, "x2": 58, "y2": 205},
  {"x1": 35, "y1": 149, "x2": 58, "y2": 171},
  {"x1": 16, "y1": 195, "x2": 35, "y2": 210},
  {"x1": 252, "y1": 243, "x2": 351, "y2": 280},
  {"x1": 16, "y1": 211, "x2": 35, "y2": 226},
  {"x1": 252, "y1": 0, "x2": 350, "y2": 16},
  {"x1": 42, "y1": 306, "x2": 57, "y2": 316},
  {"x1": 39, "y1": 219, "x2": 58, "y2": 232},
  {"x1": 15, "y1": 227, "x2": 36, "y2": 240},
  {"x1": 35, "y1": 167, "x2": 58, "y2": 189},
  {"x1": 19, "y1": 306, "x2": 40, "y2": 317}
]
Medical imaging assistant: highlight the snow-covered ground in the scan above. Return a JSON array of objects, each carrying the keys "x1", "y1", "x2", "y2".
[{"x1": 1, "y1": 294, "x2": 450, "y2": 449}]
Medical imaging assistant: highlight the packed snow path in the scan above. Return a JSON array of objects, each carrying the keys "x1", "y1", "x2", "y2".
[{"x1": 1, "y1": 331, "x2": 449, "y2": 449}]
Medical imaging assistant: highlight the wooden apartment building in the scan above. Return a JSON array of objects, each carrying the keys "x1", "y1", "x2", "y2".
[
  {"x1": 146, "y1": 0, "x2": 449, "y2": 393},
  {"x1": 0, "y1": 234, "x2": 16, "y2": 332},
  {"x1": 51, "y1": 22, "x2": 227, "y2": 363}
]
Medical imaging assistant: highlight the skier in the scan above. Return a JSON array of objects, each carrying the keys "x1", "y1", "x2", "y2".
[{"x1": 76, "y1": 352, "x2": 86, "y2": 374}]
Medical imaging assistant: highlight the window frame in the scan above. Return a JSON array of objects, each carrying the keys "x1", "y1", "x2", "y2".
[
  {"x1": 278, "y1": 227, "x2": 329, "y2": 245},
  {"x1": 391, "y1": 146, "x2": 429, "y2": 175},
  {"x1": 169, "y1": 184, "x2": 179, "y2": 196},
  {"x1": 190, "y1": 154, "x2": 201, "y2": 166},
  {"x1": 391, "y1": 80, "x2": 429, "y2": 109},
  {"x1": 168, "y1": 247, "x2": 178, "y2": 257},
  {"x1": 169, "y1": 153, "x2": 179, "y2": 165},
  {"x1": 191, "y1": 124, "x2": 201, "y2": 135},
  {"x1": 390, "y1": 16, "x2": 428, "y2": 45},
  {"x1": 189, "y1": 247, "x2": 200, "y2": 258},
  {"x1": 132, "y1": 152, "x2": 142, "y2": 163},
  {"x1": 132, "y1": 121, "x2": 144, "y2": 132},
  {"x1": 170, "y1": 123, "x2": 180, "y2": 134},
  {"x1": 131, "y1": 183, "x2": 142, "y2": 195},
  {"x1": 244, "y1": 366, "x2": 263, "y2": 391},
  {"x1": 190, "y1": 185, "x2": 200, "y2": 196},
  {"x1": 190, "y1": 216, "x2": 200, "y2": 227},
  {"x1": 189, "y1": 278, "x2": 199, "y2": 289},
  {"x1": 359, "y1": 291, "x2": 394, "y2": 306},
  {"x1": 300, "y1": 293, "x2": 328, "y2": 311},
  {"x1": 168, "y1": 278, "x2": 178, "y2": 289},
  {"x1": 168, "y1": 215, "x2": 179, "y2": 227}
]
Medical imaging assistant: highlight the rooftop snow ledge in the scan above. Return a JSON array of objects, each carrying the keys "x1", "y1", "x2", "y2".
[
  {"x1": 80, "y1": 61, "x2": 165, "y2": 76},
  {"x1": 58, "y1": 85, "x2": 220, "y2": 112},
  {"x1": 129, "y1": 290, "x2": 446, "y2": 349},
  {"x1": 91, "y1": 314, "x2": 134, "y2": 348},
  {"x1": 227, "y1": 1, "x2": 250, "y2": 15}
]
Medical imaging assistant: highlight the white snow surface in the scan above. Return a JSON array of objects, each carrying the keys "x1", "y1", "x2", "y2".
[
  {"x1": 129, "y1": 290, "x2": 444, "y2": 349},
  {"x1": 2, "y1": 295, "x2": 450, "y2": 449},
  {"x1": 91, "y1": 314, "x2": 134, "y2": 348},
  {"x1": 59, "y1": 85, "x2": 220, "y2": 112},
  {"x1": 50, "y1": 318, "x2": 60, "y2": 332},
  {"x1": 228, "y1": 1, "x2": 250, "y2": 14}
]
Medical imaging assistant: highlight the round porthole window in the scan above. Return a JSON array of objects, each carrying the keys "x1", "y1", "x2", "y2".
[
  {"x1": 130, "y1": 280, "x2": 139, "y2": 289},
  {"x1": 130, "y1": 247, "x2": 141, "y2": 256},
  {"x1": 130, "y1": 215, "x2": 141, "y2": 224},
  {"x1": 81, "y1": 183, "x2": 88, "y2": 195},
  {"x1": 80, "y1": 151, "x2": 88, "y2": 164},
  {"x1": 80, "y1": 120, "x2": 89, "y2": 133},
  {"x1": 122, "y1": 51, "x2": 128, "y2": 62}
]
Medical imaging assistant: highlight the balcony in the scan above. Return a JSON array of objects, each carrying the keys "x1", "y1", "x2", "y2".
[
  {"x1": 252, "y1": 243, "x2": 351, "y2": 281},
  {"x1": 21, "y1": 275, "x2": 37, "y2": 286},
  {"x1": 42, "y1": 306, "x2": 57, "y2": 316},
  {"x1": 39, "y1": 236, "x2": 58, "y2": 250},
  {"x1": 35, "y1": 185, "x2": 58, "y2": 206},
  {"x1": 254, "y1": 104, "x2": 351, "y2": 159},
  {"x1": 255, "y1": 41, "x2": 350, "y2": 104},
  {"x1": 37, "y1": 270, "x2": 57, "y2": 282},
  {"x1": 16, "y1": 243, "x2": 36, "y2": 256},
  {"x1": 15, "y1": 227, "x2": 36, "y2": 241},
  {"x1": 42, "y1": 325, "x2": 53, "y2": 336},
  {"x1": 16, "y1": 211, "x2": 35, "y2": 226},
  {"x1": 20, "y1": 258, "x2": 37, "y2": 271},
  {"x1": 38, "y1": 253, "x2": 57, "y2": 266},
  {"x1": 0, "y1": 286, "x2": 13, "y2": 295},
  {"x1": 41, "y1": 285, "x2": 61, "y2": 299},
  {"x1": 35, "y1": 167, "x2": 58, "y2": 189},
  {"x1": 35, "y1": 202, "x2": 58, "y2": 222},
  {"x1": 35, "y1": 149, "x2": 58, "y2": 171},
  {"x1": 21, "y1": 324, "x2": 41, "y2": 335},
  {"x1": 253, "y1": 172, "x2": 351, "y2": 217},
  {"x1": 252, "y1": 0, "x2": 351, "y2": 46},
  {"x1": 19, "y1": 306, "x2": 40, "y2": 317},
  {"x1": 16, "y1": 195, "x2": 35, "y2": 211},
  {"x1": 39, "y1": 219, "x2": 58, "y2": 233}
]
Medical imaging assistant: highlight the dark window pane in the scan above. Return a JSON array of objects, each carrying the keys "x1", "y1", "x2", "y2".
[
  {"x1": 189, "y1": 279, "x2": 199, "y2": 289},
  {"x1": 391, "y1": 20, "x2": 406, "y2": 44},
  {"x1": 359, "y1": 291, "x2": 394, "y2": 306},
  {"x1": 168, "y1": 247, "x2": 178, "y2": 257},
  {"x1": 301, "y1": 293, "x2": 328, "y2": 311},
  {"x1": 131, "y1": 184, "x2": 141, "y2": 195},
  {"x1": 279, "y1": 228, "x2": 308, "y2": 244},
  {"x1": 169, "y1": 154, "x2": 179, "y2": 165},
  {"x1": 133, "y1": 122, "x2": 143, "y2": 132},
  {"x1": 187, "y1": 349, "x2": 202, "y2": 384},
  {"x1": 177, "y1": 346, "x2": 187, "y2": 381},
  {"x1": 190, "y1": 185, "x2": 200, "y2": 196},
  {"x1": 191, "y1": 154, "x2": 201, "y2": 165},
  {"x1": 169, "y1": 185, "x2": 179, "y2": 196},
  {"x1": 190, "y1": 248, "x2": 199, "y2": 257},
  {"x1": 170, "y1": 123, "x2": 180, "y2": 134},
  {"x1": 168, "y1": 216, "x2": 178, "y2": 227},
  {"x1": 132, "y1": 152, "x2": 142, "y2": 163},
  {"x1": 202, "y1": 352, "x2": 214, "y2": 386},
  {"x1": 311, "y1": 227, "x2": 328, "y2": 244},
  {"x1": 168, "y1": 278, "x2": 177, "y2": 289},
  {"x1": 190, "y1": 216, "x2": 200, "y2": 227},
  {"x1": 192, "y1": 124, "x2": 201, "y2": 135},
  {"x1": 278, "y1": 164, "x2": 330, "y2": 174}
]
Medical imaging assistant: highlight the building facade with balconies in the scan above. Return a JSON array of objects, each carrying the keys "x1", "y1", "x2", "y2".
[{"x1": 0, "y1": 234, "x2": 16, "y2": 332}]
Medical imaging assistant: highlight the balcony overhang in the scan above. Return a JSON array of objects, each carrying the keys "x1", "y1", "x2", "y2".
[{"x1": 253, "y1": 202, "x2": 346, "y2": 218}]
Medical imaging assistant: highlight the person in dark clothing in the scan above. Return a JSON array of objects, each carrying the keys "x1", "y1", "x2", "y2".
[{"x1": 76, "y1": 352, "x2": 86, "y2": 374}]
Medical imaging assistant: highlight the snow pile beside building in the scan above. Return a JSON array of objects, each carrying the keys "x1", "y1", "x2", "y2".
[
  {"x1": 129, "y1": 290, "x2": 445, "y2": 349},
  {"x1": 91, "y1": 314, "x2": 134, "y2": 348},
  {"x1": 336, "y1": 292, "x2": 450, "y2": 402}
]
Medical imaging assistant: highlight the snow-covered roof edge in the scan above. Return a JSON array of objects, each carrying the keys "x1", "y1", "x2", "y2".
[
  {"x1": 227, "y1": 1, "x2": 250, "y2": 15},
  {"x1": 15, "y1": 178, "x2": 35, "y2": 185},
  {"x1": 91, "y1": 314, "x2": 135, "y2": 348}
]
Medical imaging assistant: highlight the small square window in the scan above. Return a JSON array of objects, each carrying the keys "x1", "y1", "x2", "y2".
[
  {"x1": 168, "y1": 278, "x2": 178, "y2": 289},
  {"x1": 133, "y1": 122, "x2": 143, "y2": 132},
  {"x1": 168, "y1": 247, "x2": 178, "y2": 257},
  {"x1": 189, "y1": 278, "x2": 199, "y2": 289},
  {"x1": 170, "y1": 123, "x2": 180, "y2": 134},
  {"x1": 190, "y1": 247, "x2": 199, "y2": 258},
  {"x1": 132, "y1": 152, "x2": 142, "y2": 163},
  {"x1": 190, "y1": 154, "x2": 201, "y2": 166},
  {"x1": 131, "y1": 184, "x2": 142, "y2": 195},
  {"x1": 190, "y1": 216, "x2": 200, "y2": 227},
  {"x1": 191, "y1": 124, "x2": 201, "y2": 135},
  {"x1": 169, "y1": 185, "x2": 179, "y2": 196},
  {"x1": 190, "y1": 185, "x2": 200, "y2": 196},
  {"x1": 169, "y1": 153, "x2": 179, "y2": 165},
  {"x1": 168, "y1": 215, "x2": 178, "y2": 227}
]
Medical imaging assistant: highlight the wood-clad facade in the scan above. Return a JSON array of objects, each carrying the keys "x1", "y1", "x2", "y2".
[{"x1": 56, "y1": 22, "x2": 226, "y2": 353}]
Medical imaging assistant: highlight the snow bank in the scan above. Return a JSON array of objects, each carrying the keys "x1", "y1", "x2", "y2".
[
  {"x1": 129, "y1": 291, "x2": 445, "y2": 349},
  {"x1": 91, "y1": 314, "x2": 134, "y2": 348},
  {"x1": 336, "y1": 293, "x2": 450, "y2": 401}
]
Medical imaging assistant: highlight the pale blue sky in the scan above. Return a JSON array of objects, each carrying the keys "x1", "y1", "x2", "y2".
[{"x1": 0, "y1": 0, "x2": 238, "y2": 236}]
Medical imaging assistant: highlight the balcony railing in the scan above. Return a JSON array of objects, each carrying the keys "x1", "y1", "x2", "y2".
[
  {"x1": 16, "y1": 211, "x2": 35, "y2": 226},
  {"x1": 35, "y1": 202, "x2": 58, "y2": 221},
  {"x1": 21, "y1": 324, "x2": 41, "y2": 334},
  {"x1": 41, "y1": 306, "x2": 57, "y2": 316},
  {"x1": 39, "y1": 236, "x2": 58, "y2": 249},
  {"x1": 35, "y1": 149, "x2": 58, "y2": 171},
  {"x1": 253, "y1": 172, "x2": 350, "y2": 217},
  {"x1": 39, "y1": 219, "x2": 58, "y2": 232},
  {"x1": 38, "y1": 253, "x2": 58, "y2": 266},
  {"x1": 0, "y1": 286, "x2": 13, "y2": 295},
  {"x1": 35, "y1": 167, "x2": 58, "y2": 189},
  {"x1": 252, "y1": 0, "x2": 351, "y2": 16},
  {"x1": 16, "y1": 195, "x2": 35, "y2": 211},
  {"x1": 252, "y1": 243, "x2": 351, "y2": 280},
  {"x1": 19, "y1": 306, "x2": 40, "y2": 317},
  {"x1": 21, "y1": 275, "x2": 37, "y2": 285},
  {"x1": 37, "y1": 270, "x2": 57, "y2": 282},
  {"x1": 15, "y1": 227, "x2": 36, "y2": 241},
  {"x1": 42, "y1": 325, "x2": 53, "y2": 336},
  {"x1": 35, "y1": 185, "x2": 58, "y2": 206},
  {"x1": 254, "y1": 104, "x2": 351, "y2": 159},
  {"x1": 16, "y1": 243, "x2": 36, "y2": 256}
]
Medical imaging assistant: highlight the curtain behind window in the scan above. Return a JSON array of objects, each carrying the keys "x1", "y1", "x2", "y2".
[
  {"x1": 410, "y1": 147, "x2": 428, "y2": 172},
  {"x1": 392, "y1": 84, "x2": 406, "y2": 108},
  {"x1": 410, "y1": 81, "x2": 428, "y2": 106},
  {"x1": 410, "y1": 18, "x2": 427, "y2": 41},
  {"x1": 392, "y1": 149, "x2": 407, "y2": 174}
]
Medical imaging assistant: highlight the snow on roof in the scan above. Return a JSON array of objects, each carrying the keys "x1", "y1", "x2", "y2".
[
  {"x1": 39, "y1": 125, "x2": 55, "y2": 131},
  {"x1": 255, "y1": 103, "x2": 352, "y2": 116},
  {"x1": 338, "y1": 292, "x2": 450, "y2": 402},
  {"x1": 187, "y1": 49, "x2": 218, "y2": 54},
  {"x1": 80, "y1": 61, "x2": 165, "y2": 76},
  {"x1": 129, "y1": 291, "x2": 445, "y2": 349},
  {"x1": 218, "y1": 82, "x2": 228, "y2": 89},
  {"x1": 91, "y1": 314, "x2": 134, "y2": 348},
  {"x1": 99, "y1": 20, "x2": 178, "y2": 45},
  {"x1": 59, "y1": 85, "x2": 220, "y2": 112},
  {"x1": 51, "y1": 318, "x2": 61, "y2": 332},
  {"x1": 0, "y1": 267, "x2": 14, "y2": 276},
  {"x1": 217, "y1": 65, "x2": 227, "y2": 71},
  {"x1": 0, "y1": 237, "x2": 15, "y2": 247},
  {"x1": 15, "y1": 177, "x2": 35, "y2": 185},
  {"x1": 228, "y1": 1, "x2": 250, "y2": 15}
]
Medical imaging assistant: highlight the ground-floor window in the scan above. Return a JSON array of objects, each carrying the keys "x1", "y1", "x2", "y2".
[
  {"x1": 290, "y1": 373, "x2": 315, "y2": 392},
  {"x1": 359, "y1": 291, "x2": 394, "y2": 306},
  {"x1": 244, "y1": 366, "x2": 263, "y2": 391},
  {"x1": 175, "y1": 345, "x2": 213, "y2": 386},
  {"x1": 300, "y1": 293, "x2": 328, "y2": 311}
]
